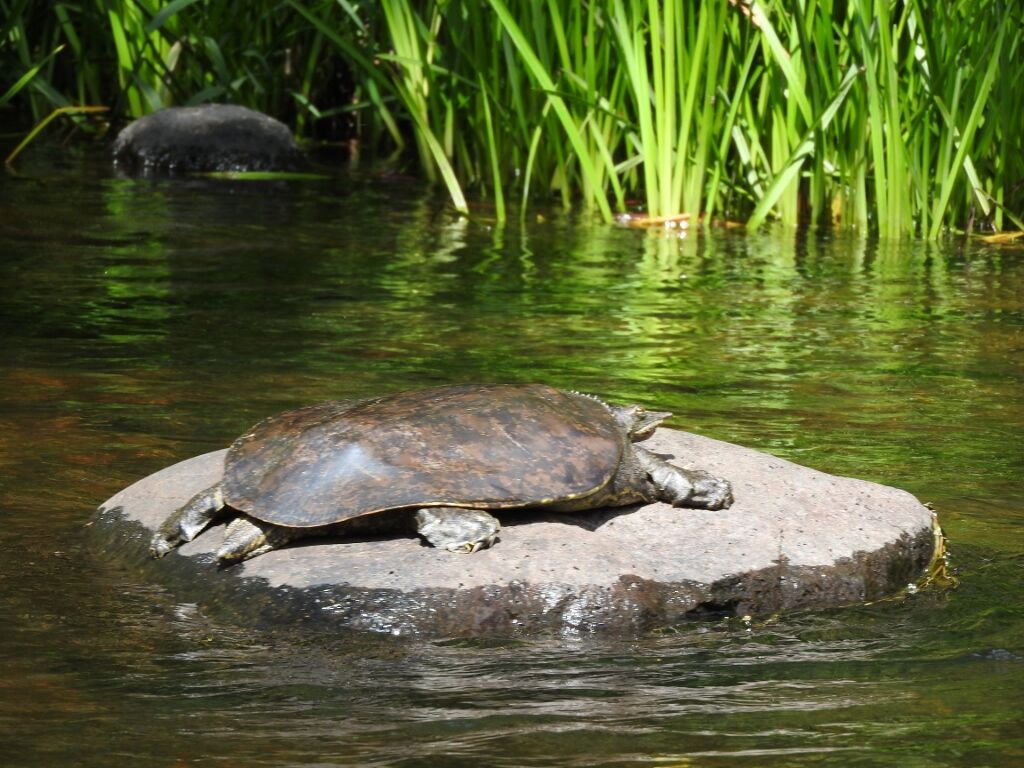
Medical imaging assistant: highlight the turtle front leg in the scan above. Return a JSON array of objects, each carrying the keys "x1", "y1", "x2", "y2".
[
  {"x1": 634, "y1": 447, "x2": 734, "y2": 510},
  {"x1": 150, "y1": 483, "x2": 229, "y2": 558},
  {"x1": 415, "y1": 507, "x2": 501, "y2": 553}
]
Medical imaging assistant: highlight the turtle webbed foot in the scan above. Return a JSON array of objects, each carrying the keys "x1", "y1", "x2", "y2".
[
  {"x1": 216, "y1": 515, "x2": 295, "y2": 564},
  {"x1": 685, "y1": 471, "x2": 734, "y2": 510},
  {"x1": 150, "y1": 484, "x2": 226, "y2": 558},
  {"x1": 150, "y1": 534, "x2": 179, "y2": 559},
  {"x1": 415, "y1": 507, "x2": 500, "y2": 553}
]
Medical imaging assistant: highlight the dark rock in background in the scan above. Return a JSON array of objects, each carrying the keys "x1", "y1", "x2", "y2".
[
  {"x1": 91, "y1": 428, "x2": 937, "y2": 636},
  {"x1": 112, "y1": 104, "x2": 303, "y2": 173}
]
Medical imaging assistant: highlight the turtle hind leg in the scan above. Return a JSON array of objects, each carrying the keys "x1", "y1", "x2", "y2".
[
  {"x1": 216, "y1": 516, "x2": 297, "y2": 565},
  {"x1": 634, "y1": 447, "x2": 734, "y2": 510},
  {"x1": 415, "y1": 507, "x2": 500, "y2": 553},
  {"x1": 150, "y1": 483, "x2": 228, "y2": 558}
]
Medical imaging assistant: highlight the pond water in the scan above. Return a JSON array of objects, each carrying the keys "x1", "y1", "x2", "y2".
[{"x1": 1, "y1": 146, "x2": 1021, "y2": 766}]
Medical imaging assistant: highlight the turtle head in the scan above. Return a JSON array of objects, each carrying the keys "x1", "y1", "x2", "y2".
[{"x1": 612, "y1": 404, "x2": 671, "y2": 441}]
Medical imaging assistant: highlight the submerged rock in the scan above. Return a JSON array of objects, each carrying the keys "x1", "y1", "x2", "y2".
[
  {"x1": 112, "y1": 104, "x2": 303, "y2": 173},
  {"x1": 91, "y1": 428, "x2": 937, "y2": 636}
]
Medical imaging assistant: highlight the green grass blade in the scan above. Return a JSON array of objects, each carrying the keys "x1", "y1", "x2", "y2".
[
  {"x1": 488, "y1": 0, "x2": 613, "y2": 221},
  {"x1": 479, "y1": 74, "x2": 506, "y2": 223},
  {"x1": 747, "y1": 62, "x2": 859, "y2": 230},
  {"x1": 1, "y1": 44, "x2": 65, "y2": 105},
  {"x1": 927, "y1": 20, "x2": 1006, "y2": 238},
  {"x1": 610, "y1": 0, "x2": 658, "y2": 215},
  {"x1": 146, "y1": 0, "x2": 201, "y2": 33},
  {"x1": 107, "y1": 9, "x2": 142, "y2": 116},
  {"x1": 5, "y1": 105, "x2": 108, "y2": 166},
  {"x1": 748, "y1": 1, "x2": 813, "y2": 126}
]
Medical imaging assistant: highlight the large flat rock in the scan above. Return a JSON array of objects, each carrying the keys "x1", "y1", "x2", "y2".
[{"x1": 91, "y1": 429, "x2": 937, "y2": 636}]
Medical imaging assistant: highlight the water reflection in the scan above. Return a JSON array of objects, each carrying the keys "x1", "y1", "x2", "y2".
[{"x1": 0, "y1": 148, "x2": 1021, "y2": 766}]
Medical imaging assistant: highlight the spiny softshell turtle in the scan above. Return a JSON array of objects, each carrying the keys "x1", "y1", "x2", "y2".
[{"x1": 150, "y1": 383, "x2": 734, "y2": 564}]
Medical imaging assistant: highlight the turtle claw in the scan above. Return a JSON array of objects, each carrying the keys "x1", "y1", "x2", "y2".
[
  {"x1": 687, "y1": 473, "x2": 734, "y2": 510},
  {"x1": 149, "y1": 535, "x2": 176, "y2": 559},
  {"x1": 446, "y1": 532, "x2": 499, "y2": 554},
  {"x1": 149, "y1": 520, "x2": 195, "y2": 558}
]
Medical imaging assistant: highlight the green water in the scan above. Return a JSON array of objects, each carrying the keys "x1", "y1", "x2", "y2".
[{"x1": 1, "y1": 147, "x2": 1021, "y2": 766}]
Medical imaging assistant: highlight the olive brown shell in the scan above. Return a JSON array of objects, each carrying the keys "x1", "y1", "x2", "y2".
[{"x1": 221, "y1": 383, "x2": 624, "y2": 527}]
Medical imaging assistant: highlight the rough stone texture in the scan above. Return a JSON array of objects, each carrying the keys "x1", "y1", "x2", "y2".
[
  {"x1": 112, "y1": 104, "x2": 303, "y2": 173},
  {"x1": 91, "y1": 429, "x2": 937, "y2": 636}
]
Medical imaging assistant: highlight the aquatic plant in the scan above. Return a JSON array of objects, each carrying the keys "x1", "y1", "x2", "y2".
[{"x1": 2, "y1": 0, "x2": 1020, "y2": 236}]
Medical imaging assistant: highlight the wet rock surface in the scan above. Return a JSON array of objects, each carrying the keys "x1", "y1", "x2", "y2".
[
  {"x1": 112, "y1": 104, "x2": 303, "y2": 173},
  {"x1": 91, "y1": 429, "x2": 937, "y2": 636}
]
